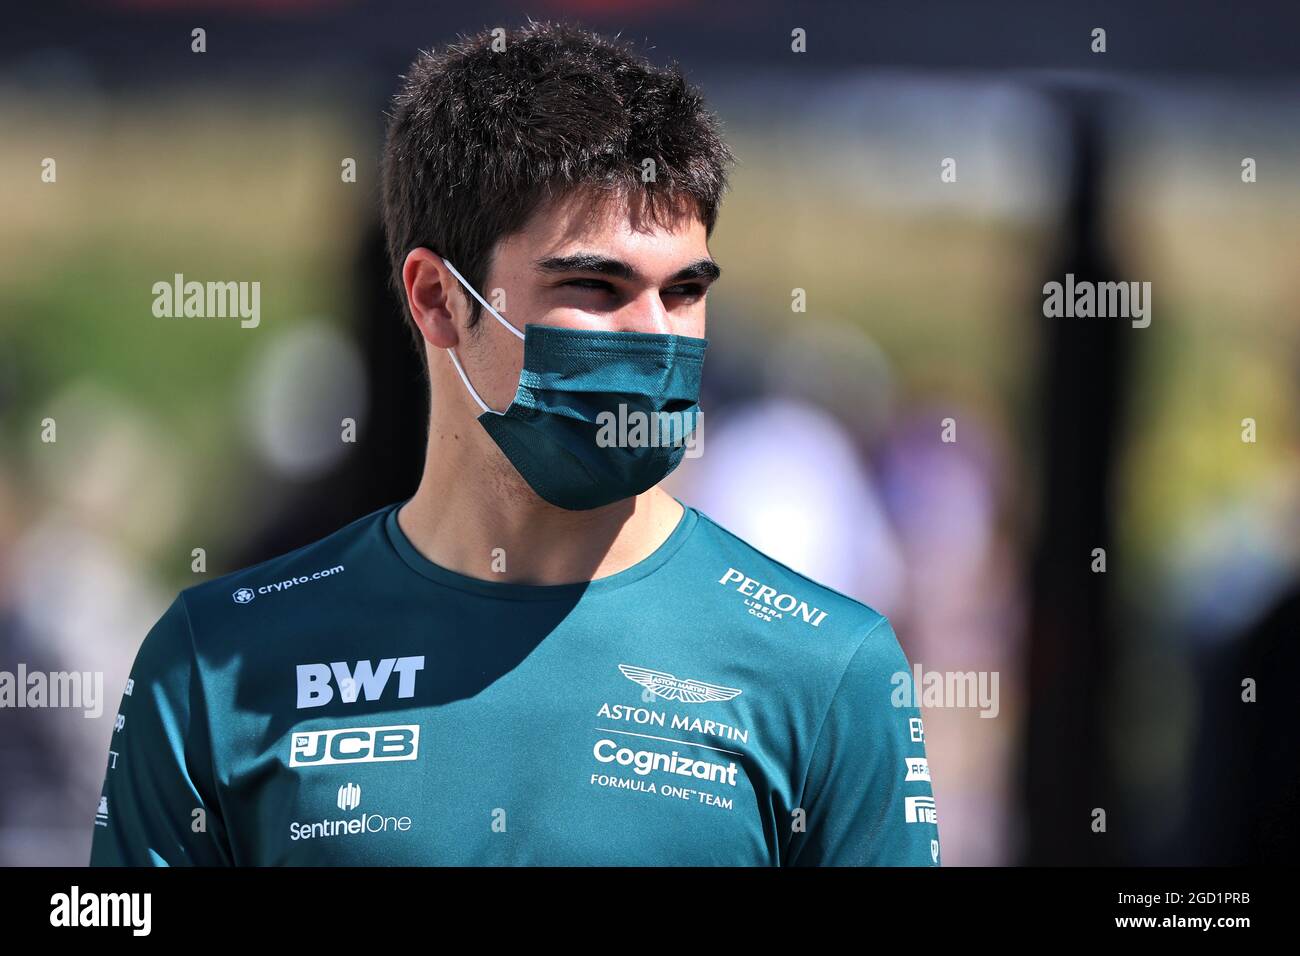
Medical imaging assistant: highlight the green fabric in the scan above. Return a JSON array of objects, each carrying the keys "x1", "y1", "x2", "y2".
[{"x1": 90, "y1": 501, "x2": 940, "y2": 866}]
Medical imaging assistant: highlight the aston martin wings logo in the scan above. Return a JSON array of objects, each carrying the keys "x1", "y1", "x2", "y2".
[{"x1": 618, "y1": 664, "x2": 742, "y2": 704}]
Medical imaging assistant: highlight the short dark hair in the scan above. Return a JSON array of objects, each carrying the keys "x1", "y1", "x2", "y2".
[{"x1": 380, "y1": 20, "x2": 735, "y2": 337}]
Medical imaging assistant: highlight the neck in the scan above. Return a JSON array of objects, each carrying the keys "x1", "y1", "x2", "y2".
[{"x1": 397, "y1": 418, "x2": 685, "y2": 586}]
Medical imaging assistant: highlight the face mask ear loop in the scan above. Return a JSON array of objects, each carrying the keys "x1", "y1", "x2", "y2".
[
  {"x1": 446, "y1": 347, "x2": 501, "y2": 416},
  {"x1": 440, "y1": 257, "x2": 525, "y2": 341},
  {"x1": 439, "y1": 256, "x2": 525, "y2": 417}
]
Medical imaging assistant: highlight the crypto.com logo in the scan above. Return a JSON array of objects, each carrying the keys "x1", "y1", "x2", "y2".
[{"x1": 231, "y1": 565, "x2": 346, "y2": 605}]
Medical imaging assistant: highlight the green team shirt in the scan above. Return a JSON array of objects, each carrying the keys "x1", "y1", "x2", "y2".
[{"x1": 89, "y1": 501, "x2": 940, "y2": 866}]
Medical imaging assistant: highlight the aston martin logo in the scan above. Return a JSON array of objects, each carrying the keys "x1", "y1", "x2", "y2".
[{"x1": 618, "y1": 664, "x2": 742, "y2": 704}]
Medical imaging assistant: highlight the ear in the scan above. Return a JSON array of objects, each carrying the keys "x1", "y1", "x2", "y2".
[{"x1": 402, "y1": 248, "x2": 462, "y2": 349}]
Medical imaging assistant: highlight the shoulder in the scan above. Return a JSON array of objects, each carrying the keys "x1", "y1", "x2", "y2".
[
  {"x1": 175, "y1": 502, "x2": 400, "y2": 647},
  {"x1": 686, "y1": 506, "x2": 907, "y2": 675}
]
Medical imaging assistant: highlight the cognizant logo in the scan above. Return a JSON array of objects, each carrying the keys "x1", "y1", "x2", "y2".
[
  {"x1": 592, "y1": 738, "x2": 738, "y2": 786},
  {"x1": 232, "y1": 564, "x2": 345, "y2": 604}
]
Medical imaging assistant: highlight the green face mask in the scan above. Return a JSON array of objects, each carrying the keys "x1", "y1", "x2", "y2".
[{"x1": 441, "y1": 257, "x2": 707, "y2": 511}]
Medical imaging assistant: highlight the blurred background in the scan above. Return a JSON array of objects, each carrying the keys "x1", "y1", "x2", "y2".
[{"x1": 1, "y1": 0, "x2": 1297, "y2": 866}]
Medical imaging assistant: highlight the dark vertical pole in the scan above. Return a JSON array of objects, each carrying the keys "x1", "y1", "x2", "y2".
[{"x1": 1023, "y1": 90, "x2": 1131, "y2": 864}]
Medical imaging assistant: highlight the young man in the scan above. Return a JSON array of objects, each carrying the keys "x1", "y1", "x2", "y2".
[{"x1": 90, "y1": 22, "x2": 939, "y2": 866}]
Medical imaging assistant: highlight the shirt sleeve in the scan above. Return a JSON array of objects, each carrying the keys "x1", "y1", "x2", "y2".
[
  {"x1": 787, "y1": 615, "x2": 941, "y2": 866},
  {"x1": 89, "y1": 594, "x2": 234, "y2": 866}
]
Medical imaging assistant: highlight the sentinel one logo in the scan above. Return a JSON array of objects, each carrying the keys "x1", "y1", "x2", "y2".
[
  {"x1": 618, "y1": 664, "x2": 741, "y2": 704},
  {"x1": 231, "y1": 564, "x2": 345, "y2": 605},
  {"x1": 905, "y1": 795, "x2": 938, "y2": 825},
  {"x1": 717, "y1": 568, "x2": 828, "y2": 627},
  {"x1": 296, "y1": 656, "x2": 424, "y2": 709},
  {"x1": 337, "y1": 782, "x2": 361, "y2": 811},
  {"x1": 290, "y1": 725, "x2": 420, "y2": 767},
  {"x1": 290, "y1": 798, "x2": 414, "y2": 843}
]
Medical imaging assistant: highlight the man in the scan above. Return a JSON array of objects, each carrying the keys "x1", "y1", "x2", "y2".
[{"x1": 90, "y1": 21, "x2": 939, "y2": 866}]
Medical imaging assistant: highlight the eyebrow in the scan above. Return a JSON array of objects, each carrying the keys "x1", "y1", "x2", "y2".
[{"x1": 534, "y1": 253, "x2": 721, "y2": 284}]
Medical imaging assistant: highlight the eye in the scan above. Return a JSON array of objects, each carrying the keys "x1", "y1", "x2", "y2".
[
  {"x1": 665, "y1": 283, "x2": 707, "y2": 300},
  {"x1": 562, "y1": 278, "x2": 615, "y2": 292}
]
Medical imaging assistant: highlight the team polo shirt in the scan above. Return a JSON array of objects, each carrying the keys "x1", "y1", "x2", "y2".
[{"x1": 89, "y1": 501, "x2": 940, "y2": 866}]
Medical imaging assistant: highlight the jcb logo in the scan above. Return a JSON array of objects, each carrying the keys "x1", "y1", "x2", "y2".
[
  {"x1": 290, "y1": 725, "x2": 420, "y2": 767},
  {"x1": 296, "y1": 656, "x2": 425, "y2": 709}
]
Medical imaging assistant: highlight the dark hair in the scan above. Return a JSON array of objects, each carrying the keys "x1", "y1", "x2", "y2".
[{"x1": 380, "y1": 20, "x2": 735, "y2": 336}]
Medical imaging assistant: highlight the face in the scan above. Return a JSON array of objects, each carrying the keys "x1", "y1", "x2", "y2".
[{"x1": 404, "y1": 187, "x2": 719, "y2": 415}]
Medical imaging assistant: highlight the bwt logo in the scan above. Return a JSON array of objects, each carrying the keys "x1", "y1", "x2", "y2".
[
  {"x1": 337, "y1": 782, "x2": 361, "y2": 811},
  {"x1": 291, "y1": 725, "x2": 420, "y2": 767},
  {"x1": 296, "y1": 657, "x2": 425, "y2": 709},
  {"x1": 718, "y1": 568, "x2": 828, "y2": 627}
]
